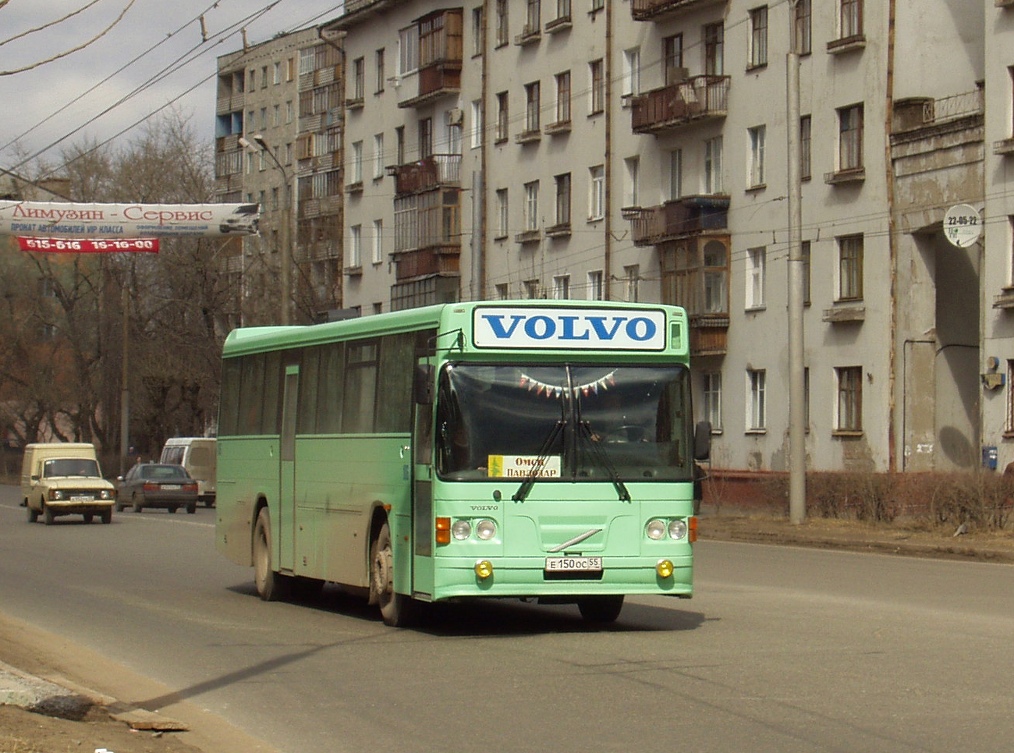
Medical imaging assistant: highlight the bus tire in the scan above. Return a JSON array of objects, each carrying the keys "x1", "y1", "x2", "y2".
[
  {"x1": 370, "y1": 521, "x2": 415, "y2": 628},
  {"x1": 253, "y1": 507, "x2": 290, "y2": 602},
  {"x1": 577, "y1": 595, "x2": 624, "y2": 624}
]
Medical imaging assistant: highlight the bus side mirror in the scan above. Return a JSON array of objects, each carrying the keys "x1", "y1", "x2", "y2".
[
  {"x1": 414, "y1": 364, "x2": 434, "y2": 405},
  {"x1": 693, "y1": 421, "x2": 712, "y2": 461}
]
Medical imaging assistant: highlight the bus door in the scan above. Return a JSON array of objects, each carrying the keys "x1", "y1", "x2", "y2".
[
  {"x1": 411, "y1": 358, "x2": 436, "y2": 599},
  {"x1": 278, "y1": 364, "x2": 298, "y2": 573}
]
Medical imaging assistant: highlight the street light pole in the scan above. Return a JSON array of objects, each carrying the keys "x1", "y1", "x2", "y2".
[{"x1": 240, "y1": 134, "x2": 294, "y2": 325}]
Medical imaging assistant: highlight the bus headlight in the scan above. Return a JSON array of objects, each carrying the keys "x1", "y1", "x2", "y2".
[
  {"x1": 668, "y1": 519, "x2": 689, "y2": 540},
  {"x1": 475, "y1": 519, "x2": 497, "y2": 540},
  {"x1": 646, "y1": 519, "x2": 667, "y2": 540},
  {"x1": 451, "y1": 519, "x2": 472, "y2": 540}
]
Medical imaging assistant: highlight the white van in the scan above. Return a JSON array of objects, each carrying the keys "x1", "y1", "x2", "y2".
[
  {"x1": 159, "y1": 437, "x2": 216, "y2": 507},
  {"x1": 21, "y1": 443, "x2": 116, "y2": 525}
]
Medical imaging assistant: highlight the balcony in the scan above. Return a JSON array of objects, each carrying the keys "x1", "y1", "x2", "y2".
[
  {"x1": 393, "y1": 246, "x2": 460, "y2": 281},
  {"x1": 631, "y1": 76, "x2": 729, "y2": 135},
  {"x1": 387, "y1": 154, "x2": 461, "y2": 196},
  {"x1": 398, "y1": 59, "x2": 462, "y2": 108},
  {"x1": 631, "y1": 0, "x2": 726, "y2": 21},
  {"x1": 627, "y1": 195, "x2": 730, "y2": 246},
  {"x1": 689, "y1": 316, "x2": 729, "y2": 357}
]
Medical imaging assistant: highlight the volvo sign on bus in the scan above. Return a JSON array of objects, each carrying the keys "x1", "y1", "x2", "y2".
[{"x1": 473, "y1": 306, "x2": 667, "y2": 350}]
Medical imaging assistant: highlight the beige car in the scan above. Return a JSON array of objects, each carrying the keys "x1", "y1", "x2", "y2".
[{"x1": 21, "y1": 443, "x2": 116, "y2": 525}]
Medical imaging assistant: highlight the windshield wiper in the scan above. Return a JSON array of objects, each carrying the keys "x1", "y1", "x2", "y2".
[
  {"x1": 577, "y1": 420, "x2": 631, "y2": 502},
  {"x1": 512, "y1": 419, "x2": 566, "y2": 503}
]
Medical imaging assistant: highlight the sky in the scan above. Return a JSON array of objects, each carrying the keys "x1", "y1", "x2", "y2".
[{"x1": 0, "y1": 0, "x2": 345, "y2": 179}]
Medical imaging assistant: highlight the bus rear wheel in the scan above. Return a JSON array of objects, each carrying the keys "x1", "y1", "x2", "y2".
[
  {"x1": 370, "y1": 521, "x2": 416, "y2": 628},
  {"x1": 253, "y1": 508, "x2": 290, "y2": 601},
  {"x1": 577, "y1": 595, "x2": 624, "y2": 624}
]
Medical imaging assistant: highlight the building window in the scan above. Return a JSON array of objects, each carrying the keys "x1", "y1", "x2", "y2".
[
  {"x1": 748, "y1": 369, "x2": 766, "y2": 431},
  {"x1": 704, "y1": 22, "x2": 724, "y2": 76},
  {"x1": 591, "y1": 0, "x2": 604, "y2": 10},
  {"x1": 395, "y1": 126, "x2": 405, "y2": 164},
  {"x1": 495, "y1": 189, "x2": 509, "y2": 239},
  {"x1": 589, "y1": 165, "x2": 605, "y2": 220},
  {"x1": 419, "y1": 117, "x2": 433, "y2": 159},
  {"x1": 802, "y1": 240, "x2": 811, "y2": 304},
  {"x1": 837, "y1": 234, "x2": 864, "y2": 301},
  {"x1": 349, "y1": 225, "x2": 362, "y2": 268},
  {"x1": 835, "y1": 366, "x2": 863, "y2": 432},
  {"x1": 555, "y1": 71, "x2": 571, "y2": 124},
  {"x1": 623, "y1": 47, "x2": 640, "y2": 98},
  {"x1": 587, "y1": 270, "x2": 604, "y2": 301},
  {"x1": 1007, "y1": 360, "x2": 1014, "y2": 434},
  {"x1": 800, "y1": 115, "x2": 812, "y2": 180},
  {"x1": 839, "y1": 0, "x2": 863, "y2": 39},
  {"x1": 524, "y1": 81, "x2": 541, "y2": 133},
  {"x1": 352, "y1": 57, "x2": 365, "y2": 101},
  {"x1": 838, "y1": 104, "x2": 864, "y2": 171},
  {"x1": 703, "y1": 372, "x2": 722, "y2": 431},
  {"x1": 372, "y1": 220, "x2": 383, "y2": 264},
  {"x1": 261, "y1": 65, "x2": 268, "y2": 88},
  {"x1": 555, "y1": 0, "x2": 572, "y2": 22},
  {"x1": 554, "y1": 173, "x2": 571, "y2": 226},
  {"x1": 705, "y1": 136, "x2": 723, "y2": 194},
  {"x1": 664, "y1": 34, "x2": 684, "y2": 84},
  {"x1": 748, "y1": 125, "x2": 766, "y2": 187},
  {"x1": 525, "y1": 0, "x2": 541, "y2": 33},
  {"x1": 749, "y1": 6, "x2": 768, "y2": 69},
  {"x1": 623, "y1": 156, "x2": 639, "y2": 208},
  {"x1": 375, "y1": 49, "x2": 385, "y2": 93},
  {"x1": 351, "y1": 141, "x2": 363, "y2": 184},
  {"x1": 794, "y1": 0, "x2": 812, "y2": 54},
  {"x1": 524, "y1": 279, "x2": 540, "y2": 299},
  {"x1": 472, "y1": 7, "x2": 484, "y2": 56},
  {"x1": 495, "y1": 283, "x2": 510, "y2": 299},
  {"x1": 669, "y1": 149, "x2": 683, "y2": 200},
  {"x1": 624, "y1": 264, "x2": 640, "y2": 302},
  {"x1": 495, "y1": 0, "x2": 509, "y2": 47},
  {"x1": 399, "y1": 26, "x2": 419, "y2": 74},
  {"x1": 470, "y1": 100, "x2": 482, "y2": 148},
  {"x1": 524, "y1": 181, "x2": 540, "y2": 232},
  {"x1": 553, "y1": 275, "x2": 570, "y2": 300},
  {"x1": 496, "y1": 92, "x2": 509, "y2": 142},
  {"x1": 273, "y1": 61, "x2": 282, "y2": 85},
  {"x1": 703, "y1": 241, "x2": 728, "y2": 313},
  {"x1": 590, "y1": 59, "x2": 605, "y2": 114},
  {"x1": 373, "y1": 134, "x2": 384, "y2": 179},
  {"x1": 746, "y1": 246, "x2": 766, "y2": 309}
]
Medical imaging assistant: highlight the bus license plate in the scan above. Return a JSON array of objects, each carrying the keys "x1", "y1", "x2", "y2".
[{"x1": 545, "y1": 556, "x2": 602, "y2": 572}]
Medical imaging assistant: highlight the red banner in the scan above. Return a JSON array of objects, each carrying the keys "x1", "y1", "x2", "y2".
[{"x1": 17, "y1": 237, "x2": 159, "y2": 253}]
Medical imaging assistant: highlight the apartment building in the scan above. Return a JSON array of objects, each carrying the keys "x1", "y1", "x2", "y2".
[
  {"x1": 214, "y1": 27, "x2": 345, "y2": 326},
  {"x1": 308, "y1": 0, "x2": 1008, "y2": 478}
]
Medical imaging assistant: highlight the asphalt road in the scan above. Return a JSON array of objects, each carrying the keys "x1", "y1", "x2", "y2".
[{"x1": 1, "y1": 484, "x2": 1013, "y2": 753}]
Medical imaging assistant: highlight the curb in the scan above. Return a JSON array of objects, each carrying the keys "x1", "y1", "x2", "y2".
[{"x1": 0, "y1": 660, "x2": 93, "y2": 719}]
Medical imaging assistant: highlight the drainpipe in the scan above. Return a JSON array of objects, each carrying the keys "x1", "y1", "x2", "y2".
[
  {"x1": 478, "y1": 0, "x2": 489, "y2": 299},
  {"x1": 603, "y1": 0, "x2": 613, "y2": 300},
  {"x1": 885, "y1": 0, "x2": 898, "y2": 472}
]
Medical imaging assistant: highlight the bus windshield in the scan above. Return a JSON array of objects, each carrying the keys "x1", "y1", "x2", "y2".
[{"x1": 436, "y1": 362, "x2": 694, "y2": 483}]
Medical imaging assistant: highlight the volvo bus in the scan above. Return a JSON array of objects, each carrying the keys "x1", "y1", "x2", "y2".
[{"x1": 215, "y1": 301, "x2": 709, "y2": 626}]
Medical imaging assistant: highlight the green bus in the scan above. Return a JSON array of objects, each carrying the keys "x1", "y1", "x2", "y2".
[{"x1": 215, "y1": 300, "x2": 710, "y2": 626}]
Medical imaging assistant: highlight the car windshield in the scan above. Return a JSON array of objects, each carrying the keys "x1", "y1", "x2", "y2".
[
  {"x1": 435, "y1": 362, "x2": 694, "y2": 483},
  {"x1": 44, "y1": 458, "x2": 100, "y2": 478}
]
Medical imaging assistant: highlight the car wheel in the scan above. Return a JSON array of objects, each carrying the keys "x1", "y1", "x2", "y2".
[
  {"x1": 168, "y1": 506, "x2": 178, "y2": 514},
  {"x1": 132, "y1": 493, "x2": 142, "y2": 513},
  {"x1": 27, "y1": 505, "x2": 39, "y2": 523},
  {"x1": 253, "y1": 507, "x2": 290, "y2": 601},
  {"x1": 101, "y1": 509, "x2": 112, "y2": 524},
  {"x1": 83, "y1": 513, "x2": 94, "y2": 524},
  {"x1": 370, "y1": 521, "x2": 417, "y2": 627},
  {"x1": 43, "y1": 504, "x2": 54, "y2": 526},
  {"x1": 577, "y1": 595, "x2": 624, "y2": 624},
  {"x1": 186, "y1": 504, "x2": 196, "y2": 514}
]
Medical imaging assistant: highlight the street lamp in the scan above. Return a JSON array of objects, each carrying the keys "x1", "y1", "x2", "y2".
[{"x1": 239, "y1": 134, "x2": 295, "y2": 325}]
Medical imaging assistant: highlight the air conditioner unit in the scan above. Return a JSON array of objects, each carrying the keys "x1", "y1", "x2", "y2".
[{"x1": 447, "y1": 108, "x2": 463, "y2": 126}]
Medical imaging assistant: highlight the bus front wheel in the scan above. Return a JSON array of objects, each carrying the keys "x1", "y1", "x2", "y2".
[
  {"x1": 370, "y1": 521, "x2": 416, "y2": 628},
  {"x1": 577, "y1": 595, "x2": 624, "y2": 624},
  {"x1": 253, "y1": 508, "x2": 290, "y2": 602}
]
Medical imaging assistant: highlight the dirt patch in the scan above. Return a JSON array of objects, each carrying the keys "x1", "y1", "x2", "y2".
[{"x1": 0, "y1": 704, "x2": 203, "y2": 753}]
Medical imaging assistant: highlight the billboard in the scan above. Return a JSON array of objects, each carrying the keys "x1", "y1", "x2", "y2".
[{"x1": 0, "y1": 201, "x2": 260, "y2": 240}]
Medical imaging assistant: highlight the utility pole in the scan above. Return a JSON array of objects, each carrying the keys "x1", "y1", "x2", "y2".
[{"x1": 787, "y1": 0, "x2": 806, "y2": 524}]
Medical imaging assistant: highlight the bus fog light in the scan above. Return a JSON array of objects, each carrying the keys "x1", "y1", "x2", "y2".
[
  {"x1": 475, "y1": 519, "x2": 497, "y2": 540},
  {"x1": 474, "y1": 560, "x2": 494, "y2": 579},
  {"x1": 668, "y1": 519, "x2": 688, "y2": 540},
  {"x1": 452, "y1": 520, "x2": 472, "y2": 540},
  {"x1": 646, "y1": 519, "x2": 666, "y2": 540},
  {"x1": 656, "y1": 559, "x2": 675, "y2": 578}
]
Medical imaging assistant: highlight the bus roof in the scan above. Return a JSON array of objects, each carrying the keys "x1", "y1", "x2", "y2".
[{"x1": 222, "y1": 300, "x2": 689, "y2": 359}]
